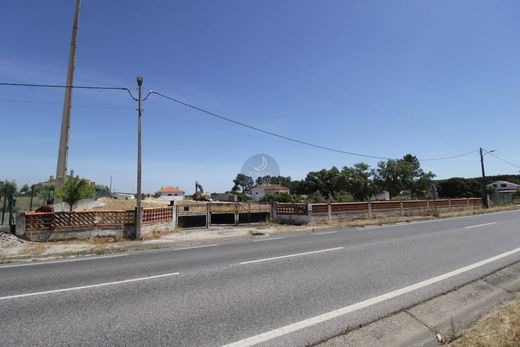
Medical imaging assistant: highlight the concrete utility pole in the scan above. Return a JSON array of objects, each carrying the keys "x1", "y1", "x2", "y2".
[
  {"x1": 56, "y1": 0, "x2": 81, "y2": 187},
  {"x1": 135, "y1": 76, "x2": 143, "y2": 239},
  {"x1": 480, "y1": 147, "x2": 496, "y2": 208}
]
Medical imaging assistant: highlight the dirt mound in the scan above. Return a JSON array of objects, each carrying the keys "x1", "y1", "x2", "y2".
[{"x1": 0, "y1": 232, "x2": 25, "y2": 249}]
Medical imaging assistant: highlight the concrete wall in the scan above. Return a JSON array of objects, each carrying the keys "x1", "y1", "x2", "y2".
[{"x1": 275, "y1": 204, "x2": 478, "y2": 225}]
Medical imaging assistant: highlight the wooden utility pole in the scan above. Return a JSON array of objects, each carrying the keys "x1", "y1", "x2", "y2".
[
  {"x1": 135, "y1": 76, "x2": 143, "y2": 239},
  {"x1": 56, "y1": 0, "x2": 81, "y2": 187}
]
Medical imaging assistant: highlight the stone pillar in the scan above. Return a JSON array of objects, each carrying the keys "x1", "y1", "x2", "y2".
[
  {"x1": 400, "y1": 200, "x2": 404, "y2": 216},
  {"x1": 368, "y1": 201, "x2": 373, "y2": 218},
  {"x1": 234, "y1": 202, "x2": 239, "y2": 225},
  {"x1": 172, "y1": 202, "x2": 177, "y2": 229},
  {"x1": 327, "y1": 202, "x2": 332, "y2": 220},
  {"x1": 206, "y1": 202, "x2": 210, "y2": 229},
  {"x1": 272, "y1": 202, "x2": 278, "y2": 222},
  {"x1": 15, "y1": 212, "x2": 26, "y2": 236}
]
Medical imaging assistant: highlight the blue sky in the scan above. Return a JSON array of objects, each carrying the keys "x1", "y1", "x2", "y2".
[{"x1": 1, "y1": 0, "x2": 520, "y2": 193}]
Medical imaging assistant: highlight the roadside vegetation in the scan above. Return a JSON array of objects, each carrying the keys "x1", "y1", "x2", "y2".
[{"x1": 449, "y1": 293, "x2": 520, "y2": 346}]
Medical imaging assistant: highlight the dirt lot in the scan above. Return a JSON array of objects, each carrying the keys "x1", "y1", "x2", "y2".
[
  {"x1": 450, "y1": 293, "x2": 520, "y2": 346},
  {"x1": 92, "y1": 197, "x2": 169, "y2": 210}
]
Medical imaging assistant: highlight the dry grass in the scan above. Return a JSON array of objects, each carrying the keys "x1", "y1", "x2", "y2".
[
  {"x1": 20, "y1": 243, "x2": 47, "y2": 256},
  {"x1": 450, "y1": 294, "x2": 520, "y2": 347}
]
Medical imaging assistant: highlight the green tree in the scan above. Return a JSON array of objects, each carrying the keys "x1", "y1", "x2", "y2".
[
  {"x1": 55, "y1": 176, "x2": 95, "y2": 212},
  {"x1": 373, "y1": 154, "x2": 435, "y2": 199},
  {"x1": 303, "y1": 167, "x2": 342, "y2": 199},
  {"x1": 1, "y1": 180, "x2": 17, "y2": 198},
  {"x1": 95, "y1": 185, "x2": 111, "y2": 198},
  {"x1": 260, "y1": 192, "x2": 304, "y2": 203},
  {"x1": 19, "y1": 184, "x2": 31, "y2": 196},
  {"x1": 232, "y1": 174, "x2": 254, "y2": 194},
  {"x1": 343, "y1": 163, "x2": 374, "y2": 201}
]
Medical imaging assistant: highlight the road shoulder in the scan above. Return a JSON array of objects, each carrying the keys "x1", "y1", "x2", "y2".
[{"x1": 317, "y1": 262, "x2": 520, "y2": 347}]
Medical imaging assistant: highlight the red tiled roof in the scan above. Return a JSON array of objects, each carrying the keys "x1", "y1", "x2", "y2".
[
  {"x1": 253, "y1": 184, "x2": 289, "y2": 191},
  {"x1": 158, "y1": 186, "x2": 184, "y2": 193}
]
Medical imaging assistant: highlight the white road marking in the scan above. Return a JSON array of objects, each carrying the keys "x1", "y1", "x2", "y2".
[
  {"x1": 0, "y1": 272, "x2": 180, "y2": 301},
  {"x1": 174, "y1": 244, "x2": 218, "y2": 251},
  {"x1": 0, "y1": 254, "x2": 128, "y2": 269},
  {"x1": 253, "y1": 237, "x2": 286, "y2": 242},
  {"x1": 224, "y1": 247, "x2": 520, "y2": 347},
  {"x1": 239, "y1": 247, "x2": 344, "y2": 265},
  {"x1": 465, "y1": 222, "x2": 497, "y2": 229},
  {"x1": 314, "y1": 231, "x2": 338, "y2": 235}
]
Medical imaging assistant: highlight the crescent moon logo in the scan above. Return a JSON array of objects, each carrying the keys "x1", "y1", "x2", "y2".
[{"x1": 253, "y1": 156, "x2": 268, "y2": 172}]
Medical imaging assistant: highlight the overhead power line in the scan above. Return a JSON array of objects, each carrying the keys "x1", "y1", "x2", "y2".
[
  {"x1": 0, "y1": 82, "x2": 127, "y2": 91},
  {"x1": 149, "y1": 90, "x2": 478, "y2": 162},
  {"x1": 0, "y1": 80, "x2": 491, "y2": 163},
  {"x1": 486, "y1": 152, "x2": 520, "y2": 169},
  {"x1": 420, "y1": 150, "x2": 479, "y2": 161}
]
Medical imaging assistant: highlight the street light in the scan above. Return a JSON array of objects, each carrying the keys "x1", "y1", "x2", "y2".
[{"x1": 479, "y1": 148, "x2": 496, "y2": 208}]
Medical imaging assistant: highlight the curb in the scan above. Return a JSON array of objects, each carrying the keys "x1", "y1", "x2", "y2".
[{"x1": 317, "y1": 261, "x2": 520, "y2": 347}]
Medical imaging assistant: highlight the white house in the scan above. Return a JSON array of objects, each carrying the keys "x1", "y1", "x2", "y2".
[
  {"x1": 486, "y1": 181, "x2": 519, "y2": 193},
  {"x1": 374, "y1": 191, "x2": 390, "y2": 201},
  {"x1": 156, "y1": 186, "x2": 185, "y2": 201},
  {"x1": 251, "y1": 184, "x2": 290, "y2": 202}
]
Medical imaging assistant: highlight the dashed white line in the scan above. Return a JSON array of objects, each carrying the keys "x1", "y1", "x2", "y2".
[
  {"x1": 253, "y1": 237, "x2": 286, "y2": 242},
  {"x1": 465, "y1": 222, "x2": 497, "y2": 229},
  {"x1": 0, "y1": 254, "x2": 128, "y2": 269},
  {"x1": 313, "y1": 231, "x2": 338, "y2": 235},
  {"x1": 239, "y1": 247, "x2": 344, "y2": 265},
  {"x1": 174, "y1": 244, "x2": 218, "y2": 251},
  {"x1": 224, "y1": 246, "x2": 520, "y2": 347},
  {"x1": 0, "y1": 272, "x2": 180, "y2": 301}
]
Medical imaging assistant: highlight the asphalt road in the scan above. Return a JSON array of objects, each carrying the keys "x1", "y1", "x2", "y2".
[{"x1": 1, "y1": 210, "x2": 519, "y2": 346}]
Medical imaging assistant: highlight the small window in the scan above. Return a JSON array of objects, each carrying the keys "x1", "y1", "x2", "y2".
[
  {"x1": 493, "y1": 184, "x2": 497, "y2": 187},
  {"x1": 168, "y1": 193, "x2": 172, "y2": 196},
  {"x1": 501, "y1": 184, "x2": 507, "y2": 187},
  {"x1": 174, "y1": 193, "x2": 178, "y2": 196},
  {"x1": 184, "y1": 206, "x2": 189, "y2": 211}
]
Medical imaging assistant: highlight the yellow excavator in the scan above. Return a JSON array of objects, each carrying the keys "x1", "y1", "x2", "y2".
[{"x1": 193, "y1": 181, "x2": 211, "y2": 201}]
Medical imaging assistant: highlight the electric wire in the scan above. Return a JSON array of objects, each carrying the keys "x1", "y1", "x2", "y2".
[
  {"x1": 0, "y1": 81, "x2": 504, "y2": 164},
  {"x1": 149, "y1": 90, "x2": 479, "y2": 162},
  {"x1": 486, "y1": 152, "x2": 520, "y2": 170}
]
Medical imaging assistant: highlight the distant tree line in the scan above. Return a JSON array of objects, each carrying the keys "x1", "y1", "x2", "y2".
[
  {"x1": 436, "y1": 174, "x2": 520, "y2": 198},
  {"x1": 232, "y1": 154, "x2": 436, "y2": 202},
  {"x1": 231, "y1": 155, "x2": 520, "y2": 202}
]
